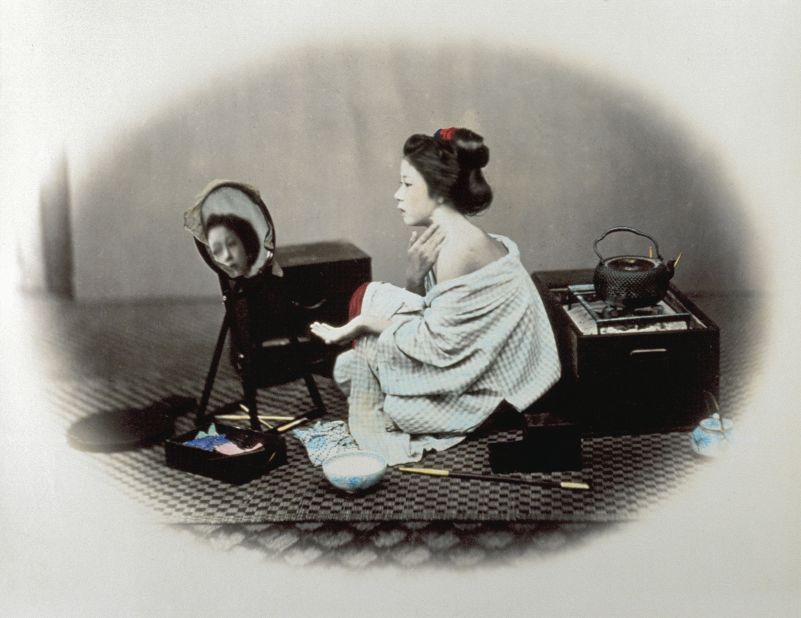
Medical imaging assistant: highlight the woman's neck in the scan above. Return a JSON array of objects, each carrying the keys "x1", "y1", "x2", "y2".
[{"x1": 429, "y1": 205, "x2": 470, "y2": 235}]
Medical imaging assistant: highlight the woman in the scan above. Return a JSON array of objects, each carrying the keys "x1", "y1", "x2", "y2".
[
  {"x1": 311, "y1": 127, "x2": 561, "y2": 464},
  {"x1": 205, "y1": 213, "x2": 261, "y2": 279}
]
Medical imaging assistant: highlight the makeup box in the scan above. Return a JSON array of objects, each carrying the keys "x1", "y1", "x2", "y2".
[{"x1": 165, "y1": 423, "x2": 287, "y2": 485}]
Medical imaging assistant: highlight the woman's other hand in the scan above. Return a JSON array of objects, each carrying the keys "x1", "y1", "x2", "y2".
[
  {"x1": 310, "y1": 320, "x2": 361, "y2": 345},
  {"x1": 310, "y1": 315, "x2": 391, "y2": 345},
  {"x1": 405, "y1": 224, "x2": 445, "y2": 293}
]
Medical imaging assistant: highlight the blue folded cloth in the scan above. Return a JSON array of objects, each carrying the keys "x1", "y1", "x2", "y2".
[
  {"x1": 291, "y1": 420, "x2": 358, "y2": 466},
  {"x1": 183, "y1": 434, "x2": 230, "y2": 451},
  {"x1": 183, "y1": 424, "x2": 229, "y2": 451}
]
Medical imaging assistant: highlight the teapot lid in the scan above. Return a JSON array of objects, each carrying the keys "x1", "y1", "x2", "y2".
[
  {"x1": 605, "y1": 256, "x2": 662, "y2": 272},
  {"x1": 700, "y1": 413, "x2": 734, "y2": 432}
]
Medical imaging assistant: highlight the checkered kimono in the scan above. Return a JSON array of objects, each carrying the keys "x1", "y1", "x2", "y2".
[{"x1": 333, "y1": 235, "x2": 561, "y2": 465}]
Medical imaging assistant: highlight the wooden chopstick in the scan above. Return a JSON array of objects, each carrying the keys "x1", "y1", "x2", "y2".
[
  {"x1": 215, "y1": 413, "x2": 296, "y2": 422},
  {"x1": 214, "y1": 413, "x2": 309, "y2": 433},
  {"x1": 275, "y1": 417, "x2": 308, "y2": 433}
]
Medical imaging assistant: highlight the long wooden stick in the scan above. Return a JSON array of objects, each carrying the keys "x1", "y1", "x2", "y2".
[
  {"x1": 398, "y1": 467, "x2": 590, "y2": 490},
  {"x1": 275, "y1": 417, "x2": 308, "y2": 433},
  {"x1": 215, "y1": 414, "x2": 296, "y2": 422}
]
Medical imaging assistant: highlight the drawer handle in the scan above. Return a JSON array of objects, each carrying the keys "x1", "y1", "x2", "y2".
[
  {"x1": 629, "y1": 348, "x2": 668, "y2": 356},
  {"x1": 291, "y1": 298, "x2": 328, "y2": 310}
]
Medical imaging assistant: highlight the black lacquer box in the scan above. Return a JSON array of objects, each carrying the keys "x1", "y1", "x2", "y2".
[
  {"x1": 490, "y1": 412, "x2": 583, "y2": 472},
  {"x1": 165, "y1": 423, "x2": 287, "y2": 485}
]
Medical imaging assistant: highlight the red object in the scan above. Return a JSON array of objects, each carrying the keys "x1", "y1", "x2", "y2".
[
  {"x1": 347, "y1": 282, "x2": 370, "y2": 348},
  {"x1": 437, "y1": 127, "x2": 457, "y2": 141},
  {"x1": 348, "y1": 282, "x2": 370, "y2": 320}
]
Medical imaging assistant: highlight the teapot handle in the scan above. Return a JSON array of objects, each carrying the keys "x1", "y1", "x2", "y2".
[{"x1": 593, "y1": 226, "x2": 663, "y2": 261}]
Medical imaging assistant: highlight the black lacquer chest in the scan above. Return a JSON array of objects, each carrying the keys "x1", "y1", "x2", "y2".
[{"x1": 532, "y1": 269, "x2": 719, "y2": 435}]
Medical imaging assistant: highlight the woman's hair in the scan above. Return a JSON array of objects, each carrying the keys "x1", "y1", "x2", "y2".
[
  {"x1": 402, "y1": 127, "x2": 493, "y2": 215},
  {"x1": 205, "y1": 213, "x2": 261, "y2": 269}
]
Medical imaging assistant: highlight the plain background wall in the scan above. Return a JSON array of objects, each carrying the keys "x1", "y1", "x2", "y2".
[{"x1": 68, "y1": 44, "x2": 754, "y2": 300}]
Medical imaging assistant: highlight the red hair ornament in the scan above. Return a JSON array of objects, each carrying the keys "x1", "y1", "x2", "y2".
[{"x1": 435, "y1": 127, "x2": 457, "y2": 141}]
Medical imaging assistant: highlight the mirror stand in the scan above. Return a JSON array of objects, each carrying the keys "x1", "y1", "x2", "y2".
[{"x1": 196, "y1": 274, "x2": 326, "y2": 432}]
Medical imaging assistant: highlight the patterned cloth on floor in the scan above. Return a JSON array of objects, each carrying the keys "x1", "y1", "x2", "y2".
[{"x1": 290, "y1": 420, "x2": 359, "y2": 466}]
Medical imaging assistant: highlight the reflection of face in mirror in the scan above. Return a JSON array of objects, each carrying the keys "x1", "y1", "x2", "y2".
[
  {"x1": 205, "y1": 214, "x2": 260, "y2": 279},
  {"x1": 185, "y1": 182, "x2": 277, "y2": 278}
]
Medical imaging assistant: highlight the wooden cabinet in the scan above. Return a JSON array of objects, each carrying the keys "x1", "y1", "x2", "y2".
[
  {"x1": 233, "y1": 241, "x2": 371, "y2": 379},
  {"x1": 276, "y1": 240, "x2": 372, "y2": 332},
  {"x1": 532, "y1": 269, "x2": 719, "y2": 435}
]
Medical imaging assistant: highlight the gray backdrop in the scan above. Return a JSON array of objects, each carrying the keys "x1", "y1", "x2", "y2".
[{"x1": 64, "y1": 44, "x2": 756, "y2": 300}]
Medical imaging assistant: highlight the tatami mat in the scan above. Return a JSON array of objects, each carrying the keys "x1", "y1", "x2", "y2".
[{"x1": 33, "y1": 293, "x2": 763, "y2": 565}]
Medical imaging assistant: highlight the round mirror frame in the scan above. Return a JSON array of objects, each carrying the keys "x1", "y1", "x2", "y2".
[{"x1": 190, "y1": 180, "x2": 276, "y2": 280}]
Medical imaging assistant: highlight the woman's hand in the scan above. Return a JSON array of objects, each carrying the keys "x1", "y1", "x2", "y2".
[
  {"x1": 310, "y1": 319, "x2": 363, "y2": 345},
  {"x1": 310, "y1": 315, "x2": 392, "y2": 345},
  {"x1": 406, "y1": 224, "x2": 445, "y2": 293}
]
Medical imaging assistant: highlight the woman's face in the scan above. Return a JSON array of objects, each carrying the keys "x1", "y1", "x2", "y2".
[
  {"x1": 207, "y1": 224, "x2": 249, "y2": 278},
  {"x1": 394, "y1": 158, "x2": 438, "y2": 226}
]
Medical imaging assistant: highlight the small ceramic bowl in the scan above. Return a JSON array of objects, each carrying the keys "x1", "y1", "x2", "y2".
[
  {"x1": 322, "y1": 450, "x2": 387, "y2": 493},
  {"x1": 690, "y1": 413, "x2": 734, "y2": 458}
]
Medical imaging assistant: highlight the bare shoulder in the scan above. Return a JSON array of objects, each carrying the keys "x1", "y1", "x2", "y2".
[{"x1": 435, "y1": 231, "x2": 508, "y2": 283}]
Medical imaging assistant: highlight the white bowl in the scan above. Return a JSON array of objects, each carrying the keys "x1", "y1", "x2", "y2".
[{"x1": 322, "y1": 450, "x2": 387, "y2": 493}]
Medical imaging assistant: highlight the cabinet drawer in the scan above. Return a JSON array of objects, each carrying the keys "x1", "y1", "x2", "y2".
[
  {"x1": 282, "y1": 260, "x2": 371, "y2": 322},
  {"x1": 574, "y1": 331, "x2": 716, "y2": 380}
]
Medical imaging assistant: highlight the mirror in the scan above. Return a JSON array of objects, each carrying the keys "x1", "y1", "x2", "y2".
[{"x1": 184, "y1": 180, "x2": 276, "y2": 279}]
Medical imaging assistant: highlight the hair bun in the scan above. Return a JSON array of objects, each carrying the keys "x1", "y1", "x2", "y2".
[
  {"x1": 405, "y1": 128, "x2": 493, "y2": 215},
  {"x1": 452, "y1": 128, "x2": 490, "y2": 170}
]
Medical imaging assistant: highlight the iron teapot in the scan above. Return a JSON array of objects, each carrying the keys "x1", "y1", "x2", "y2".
[{"x1": 593, "y1": 226, "x2": 677, "y2": 309}]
